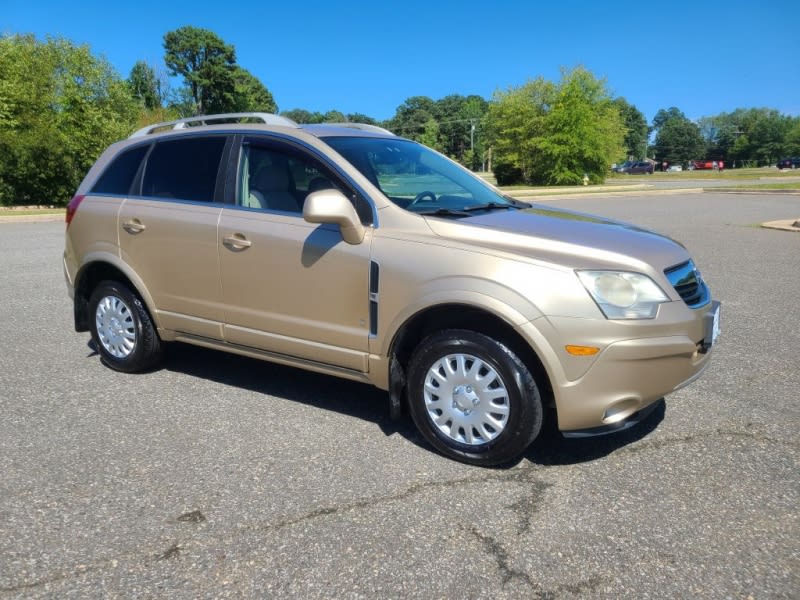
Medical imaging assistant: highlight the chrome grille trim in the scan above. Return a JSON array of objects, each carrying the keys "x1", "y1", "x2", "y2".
[{"x1": 664, "y1": 260, "x2": 710, "y2": 308}]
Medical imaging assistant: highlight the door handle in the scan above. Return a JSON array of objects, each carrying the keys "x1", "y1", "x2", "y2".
[
  {"x1": 222, "y1": 233, "x2": 252, "y2": 251},
  {"x1": 122, "y1": 219, "x2": 146, "y2": 234}
]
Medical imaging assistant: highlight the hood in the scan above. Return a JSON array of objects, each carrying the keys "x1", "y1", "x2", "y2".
[{"x1": 423, "y1": 205, "x2": 689, "y2": 271}]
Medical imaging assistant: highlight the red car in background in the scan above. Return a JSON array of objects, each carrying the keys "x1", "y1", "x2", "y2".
[{"x1": 689, "y1": 160, "x2": 724, "y2": 170}]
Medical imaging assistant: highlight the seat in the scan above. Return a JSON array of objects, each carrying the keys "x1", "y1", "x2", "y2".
[
  {"x1": 307, "y1": 176, "x2": 334, "y2": 194},
  {"x1": 249, "y1": 165, "x2": 300, "y2": 212}
]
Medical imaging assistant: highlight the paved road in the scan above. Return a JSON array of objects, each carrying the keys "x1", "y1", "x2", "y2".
[{"x1": 1, "y1": 193, "x2": 798, "y2": 598}]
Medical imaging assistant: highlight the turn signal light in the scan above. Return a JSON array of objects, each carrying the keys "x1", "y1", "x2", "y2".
[{"x1": 565, "y1": 345, "x2": 600, "y2": 356}]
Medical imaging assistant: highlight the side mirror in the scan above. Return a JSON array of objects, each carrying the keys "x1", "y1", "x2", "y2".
[{"x1": 303, "y1": 189, "x2": 366, "y2": 245}]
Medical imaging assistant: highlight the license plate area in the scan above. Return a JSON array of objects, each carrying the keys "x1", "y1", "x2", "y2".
[{"x1": 701, "y1": 301, "x2": 721, "y2": 353}]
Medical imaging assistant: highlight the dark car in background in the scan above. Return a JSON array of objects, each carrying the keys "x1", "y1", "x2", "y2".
[
  {"x1": 777, "y1": 157, "x2": 800, "y2": 169},
  {"x1": 618, "y1": 161, "x2": 654, "y2": 175}
]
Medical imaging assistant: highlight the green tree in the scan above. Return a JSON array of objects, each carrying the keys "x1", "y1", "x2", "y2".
[
  {"x1": 434, "y1": 94, "x2": 489, "y2": 167},
  {"x1": 387, "y1": 96, "x2": 438, "y2": 139},
  {"x1": 746, "y1": 109, "x2": 791, "y2": 164},
  {"x1": 346, "y1": 112, "x2": 378, "y2": 125},
  {"x1": 418, "y1": 117, "x2": 443, "y2": 152},
  {"x1": 280, "y1": 108, "x2": 324, "y2": 123},
  {"x1": 230, "y1": 66, "x2": 277, "y2": 113},
  {"x1": 128, "y1": 60, "x2": 161, "y2": 109},
  {"x1": 698, "y1": 108, "x2": 795, "y2": 166},
  {"x1": 651, "y1": 107, "x2": 705, "y2": 165},
  {"x1": 486, "y1": 67, "x2": 624, "y2": 185},
  {"x1": 613, "y1": 97, "x2": 648, "y2": 159},
  {"x1": 537, "y1": 67, "x2": 625, "y2": 185},
  {"x1": 163, "y1": 26, "x2": 236, "y2": 114},
  {"x1": 485, "y1": 77, "x2": 553, "y2": 184},
  {"x1": 166, "y1": 86, "x2": 197, "y2": 118},
  {"x1": 785, "y1": 119, "x2": 800, "y2": 156},
  {"x1": 385, "y1": 94, "x2": 489, "y2": 168},
  {"x1": 0, "y1": 34, "x2": 139, "y2": 204},
  {"x1": 322, "y1": 109, "x2": 347, "y2": 122}
]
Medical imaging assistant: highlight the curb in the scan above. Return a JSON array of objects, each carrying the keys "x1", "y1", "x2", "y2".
[{"x1": 761, "y1": 219, "x2": 800, "y2": 232}]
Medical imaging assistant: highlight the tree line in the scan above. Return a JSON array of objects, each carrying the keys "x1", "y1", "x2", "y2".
[{"x1": 1, "y1": 27, "x2": 798, "y2": 204}]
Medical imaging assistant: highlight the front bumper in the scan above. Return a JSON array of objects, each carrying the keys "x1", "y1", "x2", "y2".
[{"x1": 520, "y1": 300, "x2": 718, "y2": 433}]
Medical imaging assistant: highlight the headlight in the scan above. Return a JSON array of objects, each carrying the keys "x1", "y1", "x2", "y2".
[{"x1": 577, "y1": 271, "x2": 669, "y2": 319}]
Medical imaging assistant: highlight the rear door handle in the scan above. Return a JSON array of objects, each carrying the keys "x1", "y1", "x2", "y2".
[
  {"x1": 122, "y1": 219, "x2": 146, "y2": 234},
  {"x1": 222, "y1": 233, "x2": 252, "y2": 251}
]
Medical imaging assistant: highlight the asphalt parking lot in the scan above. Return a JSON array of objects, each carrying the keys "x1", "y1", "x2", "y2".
[{"x1": 1, "y1": 192, "x2": 798, "y2": 598}]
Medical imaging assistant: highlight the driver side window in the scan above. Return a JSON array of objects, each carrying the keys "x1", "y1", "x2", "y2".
[{"x1": 237, "y1": 144, "x2": 341, "y2": 215}]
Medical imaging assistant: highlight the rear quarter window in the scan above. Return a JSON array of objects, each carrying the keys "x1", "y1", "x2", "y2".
[
  {"x1": 91, "y1": 145, "x2": 149, "y2": 195},
  {"x1": 141, "y1": 136, "x2": 226, "y2": 202}
]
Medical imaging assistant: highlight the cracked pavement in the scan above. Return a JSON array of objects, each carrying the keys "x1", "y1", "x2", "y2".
[{"x1": 1, "y1": 192, "x2": 798, "y2": 598}]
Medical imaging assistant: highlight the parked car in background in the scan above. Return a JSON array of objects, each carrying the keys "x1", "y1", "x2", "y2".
[
  {"x1": 777, "y1": 157, "x2": 800, "y2": 169},
  {"x1": 689, "y1": 160, "x2": 724, "y2": 171},
  {"x1": 667, "y1": 165, "x2": 683, "y2": 172},
  {"x1": 611, "y1": 161, "x2": 633, "y2": 173},
  {"x1": 618, "y1": 161, "x2": 654, "y2": 175}
]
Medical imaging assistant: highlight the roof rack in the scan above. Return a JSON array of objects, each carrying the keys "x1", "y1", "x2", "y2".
[
  {"x1": 129, "y1": 112, "x2": 299, "y2": 138},
  {"x1": 315, "y1": 123, "x2": 395, "y2": 136}
]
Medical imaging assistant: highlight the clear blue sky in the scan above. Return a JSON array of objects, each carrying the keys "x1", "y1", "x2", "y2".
[{"x1": 3, "y1": 0, "x2": 799, "y2": 123}]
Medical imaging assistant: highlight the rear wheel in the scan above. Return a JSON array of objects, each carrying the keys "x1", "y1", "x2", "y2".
[
  {"x1": 89, "y1": 280, "x2": 163, "y2": 373},
  {"x1": 407, "y1": 330, "x2": 543, "y2": 466}
]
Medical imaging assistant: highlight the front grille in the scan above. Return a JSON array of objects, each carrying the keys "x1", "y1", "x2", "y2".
[{"x1": 664, "y1": 260, "x2": 710, "y2": 308}]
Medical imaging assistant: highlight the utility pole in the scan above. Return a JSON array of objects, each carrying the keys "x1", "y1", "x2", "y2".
[{"x1": 470, "y1": 119, "x2": 476, "y2": 152}]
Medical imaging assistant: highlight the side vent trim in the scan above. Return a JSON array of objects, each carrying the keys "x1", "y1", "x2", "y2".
[{"x1": 369, "y1": 261, "x2": 379, "y2": 336}]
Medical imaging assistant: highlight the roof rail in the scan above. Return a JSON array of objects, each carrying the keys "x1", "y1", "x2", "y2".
[
  {"x1": 129, "y1": 112, "x2": 299, "y2": 138},
  {"x1": 315, "y1": 123, "x2": 395, "y2": 136}
]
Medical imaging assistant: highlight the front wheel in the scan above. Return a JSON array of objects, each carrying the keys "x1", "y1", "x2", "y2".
[
  {"x1": 407, "y1": 330, "x2": 543, "y2": 466},
  {"x1": 89, "y1": 280, "x2": 164, "y2": 373}
]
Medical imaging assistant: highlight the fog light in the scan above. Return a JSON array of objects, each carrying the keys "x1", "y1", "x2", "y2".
[{"x1": 602, "y1": 398, "x2": 640, "y2": 424}]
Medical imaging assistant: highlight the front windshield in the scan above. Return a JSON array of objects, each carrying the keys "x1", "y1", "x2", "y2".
[{"x1": 323, "y1": 136, "x2": 516, "y2": 215}]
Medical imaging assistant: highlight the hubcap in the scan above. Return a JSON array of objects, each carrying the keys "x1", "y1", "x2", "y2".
[
  {"x1": 423, "y1": 353, "x2": 510, "y2": 446},
  {"x1": 95, "y1": 295, "x2": 136, "y2": 358}
]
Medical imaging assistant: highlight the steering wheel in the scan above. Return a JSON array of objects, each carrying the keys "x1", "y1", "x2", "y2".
[{"x1": 410, "y1": 191, "x2": 437, "y2": 206}]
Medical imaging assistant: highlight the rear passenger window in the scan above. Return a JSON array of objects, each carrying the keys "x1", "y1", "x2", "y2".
[
  {"x1": 142, "y1": 137, "x2": 226, "y2": 202},
  {"x1": 91, "y1": 145, "x2": 149, "y2": 195}
]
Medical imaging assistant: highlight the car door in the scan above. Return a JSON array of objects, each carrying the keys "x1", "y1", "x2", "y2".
[
  {"x1": 117, "y1": 135, "x2": 230, "y2": 340},
  {"x1": 218, "y1": 137, "x2": 373, "y2": 372}
]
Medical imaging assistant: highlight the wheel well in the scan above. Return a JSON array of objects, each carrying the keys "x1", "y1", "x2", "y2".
[
  {"x1": 73, "y1": 262, "x2": 138, "y2": 332},
  {"x1": 390, "y1": 304, "x2": 553, "y2": 406}
]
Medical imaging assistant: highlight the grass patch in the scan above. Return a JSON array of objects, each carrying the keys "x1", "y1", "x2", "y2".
[
  {"x1": 511, "y1": 188, "x2": 639, "y2": 197},
  {"x1": 0, "y1": 208, "x2": 63, "y2": 217},
  {"x1": 728, "y1": 182, "x2": 800, "y2": 190},
  {"x1": 706, "y1": 182, "x2": 800, "y2": 192},
  {"x1": 610, "y1": 168, "x2": 800, "y2": 181}
]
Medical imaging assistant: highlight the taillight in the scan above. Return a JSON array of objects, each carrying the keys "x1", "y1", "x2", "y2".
[{"x1": 65, "y1": 194, "x2": 85, "y2": 227}]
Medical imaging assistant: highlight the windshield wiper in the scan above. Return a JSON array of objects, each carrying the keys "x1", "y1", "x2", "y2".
[
  {"x1": 416, "y1": 207, "x2": 472, "y2": 218},
  {"x1": 503, "y1": 196, "x2": 532, "y2": 208},
  {"x1": 461, "y1": 201, "x2": 519, "y2": 212}
]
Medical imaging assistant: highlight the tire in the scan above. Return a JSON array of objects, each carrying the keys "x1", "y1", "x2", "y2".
[
  {"x1": 89, "y1": 280, "x2": 164, "y2": 373},
  {"x1": 407, "y1": 330, "x2": 543, "y2": 466}
]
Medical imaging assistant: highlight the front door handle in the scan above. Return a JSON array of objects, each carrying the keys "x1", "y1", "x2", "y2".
[
  {"x1": 122, "y1": 219, "x2": 146, "y2": 234},
  {"x1": 222, "y1": 233, "x2": 252, "y2": 251}
]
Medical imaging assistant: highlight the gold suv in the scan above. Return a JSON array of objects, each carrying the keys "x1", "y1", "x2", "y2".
[{"x1": 64, "y1": 113, "x2": 721, "y2": 465}]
